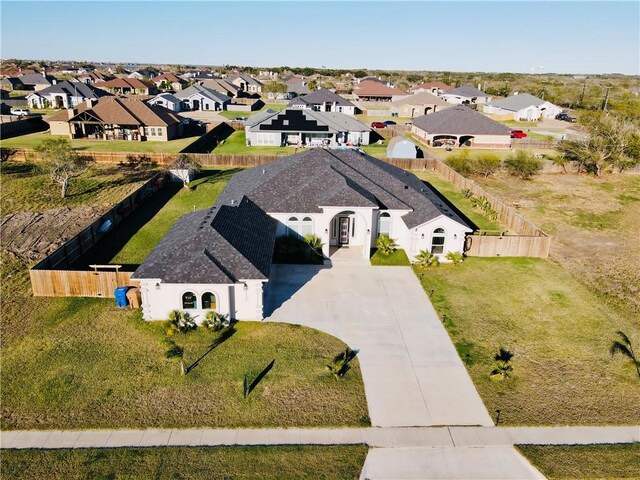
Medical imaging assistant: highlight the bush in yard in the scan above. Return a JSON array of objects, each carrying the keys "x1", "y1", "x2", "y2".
[
  {"x1": 166, "y1": 310, "x2": 197, "y2": 335},
  {"x1": 303, "y1": 234, "x2": 325, "y2": 257},
  {"x1": 414, "y1": 250, "x2": 439, "y2": 268},
  {"x1": 445, "y1": 251, "x2": 464, "y2": 265},
  {"x1": 445, "y1": 150, "x2": 474, "y2": 176},
  {"x1": 473, "y1": 153, "x2": 501, "y2": 178},
  {"x1": 490, "y1": 348, "x2": 514, "y2": 381},
  {"x1": 503, "y1": 151, "x2": 543, "y2": 180},
  {"x1": 376, "y1": 235, "x2": 398, "y2": 255},
  {"x1": 202, "y1": 311, "x2": 230, "y2": 332}
]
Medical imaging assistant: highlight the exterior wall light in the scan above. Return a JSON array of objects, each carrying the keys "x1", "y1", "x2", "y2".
[
  {"x1": 243, "y1": 283, "x2": 248, "y2": 291},
  {"x1": 155, "y1": 282, "x2": 160, "y2": 290}
]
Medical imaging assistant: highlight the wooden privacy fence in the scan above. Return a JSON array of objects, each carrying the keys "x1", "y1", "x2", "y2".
[
  {"x1": 465, "y1": 235, "x2": 551, "y2": 258},
  {"x1": 30, "y1": 269, "x2": 139, "y2": 297}
]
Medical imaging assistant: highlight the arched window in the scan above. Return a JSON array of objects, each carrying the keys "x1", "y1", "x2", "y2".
[
  {"x1": 378, "y1": 212, "x2": 391, "y2": 237},
  {"x1": 182, "y1": 292, "x2": 197, "y2": 309},
  {"x1": 286, "y1": 216, "x2": 299, "y2": 237},
  {"x1": 430, "y1": 228, "x2": 446, "y2": 255},
  {"x1": 300, "y1": 217, "x2": 313, "y2": 236},
  {"x1": 202, "y1": 292, "x2": 217, "y2": 310}
]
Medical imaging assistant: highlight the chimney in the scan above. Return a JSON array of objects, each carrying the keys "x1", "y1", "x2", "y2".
[
  {"x1": 85, "y1": 98, "x2": 97, "y2": 108},
  {"x1": 66, "y1": 107, "x2": 77, "y2": 119}
]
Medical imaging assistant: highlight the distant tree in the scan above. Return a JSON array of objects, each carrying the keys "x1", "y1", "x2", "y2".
[
  {"x1": 34, "y1": 138, "x2": 93, "y2": 198},
  {"x1": 168, "y1": 153, "x2": 202, "y2": 189},
  {"x1": 306, "y1": 79, "x2": 318, "y2": 91},
  {"x1": 263, "y1": 81, "x2": 287, "y2": 98},
  {"x1": 352, "y1": 70, "x2": 368, "y2": 79},
  {"x1": 115, "y1": 65, "x2": 126, "y2": 74}
]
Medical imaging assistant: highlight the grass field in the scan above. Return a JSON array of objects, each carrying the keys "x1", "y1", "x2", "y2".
[
  {"x1": 370, "y1": 248, "x2": 411, "y2": 266},
  {"x1": 517, "y1": 444, "x2": 640, "y2": 480},
  {"x1": 417, "y1": 257, "x2": 640, "y2": 426},
  {"x1": 1, "y1": 161, "x2": 153, "y2": 215},
  {"x1": 214, "y1": 130, "x2": 297, "y2": 155},
  {"x1": 1, "y1": 131, "x2": 197, "y2": 152},
  {"x1": 1, "y1": 445, "x2": 368, "y2": 480}
]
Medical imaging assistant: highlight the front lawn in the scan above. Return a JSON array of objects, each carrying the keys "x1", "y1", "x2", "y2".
[
  {"x1": 517, "y1": 444, "x2": 640, "y2": 480},
  {"x1": 214, "y1": 130, "x2": 297, "y2": 155},
  {"x1": 417, "y1": 257, "x2": 640, "y2": 426},
  {"x1": 370, "y1": 248, "x2": 410, "y2": 266},
  {"x1": 1, "y1": 131, "x2": 197, "y2": 153},
  {"x1": 1, "y1": 445, "x2": 368, "y2": 480}
]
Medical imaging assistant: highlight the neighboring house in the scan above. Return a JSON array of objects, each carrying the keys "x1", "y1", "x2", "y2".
[
  {"x1": 0, "y1": 77, "x2": 24, "y2": 91},
  {"x1": 245, "y1": 108, "x2": 371, "y2": 147},
  {"x1": 17, "y1": 73, "x2": 56, "y2": 91},
  {"x1": 148, "y1": 92, "x2": 182, "y2": 112},
  {"x1": 98, "y1": 78, "x2": 154, "y2": 95},
  {"x1": 76, "y1": 71, "x2": 112, "y2": 84},
  {"x1": 353, "y1": 80, "x2": 408, "y2": 102},
  {"x1": 386, "y1": 136, "x2": 421, "y2": 159},
  {"x1": 411, "y1": 105, "x2": 512, "y2": 148},
  {"x1": 129, "y1": 69, "x2": 157, "y2": 80},
  {"x1": 153, "y1": 72, "x2": 187, "y2": 91},
  {"x1": 47, "y1": 96, "x2": 183, "y2": 141},
  {"x1": 411, "y1": 81, "x2": 453, "y2": 95},
  {"x1": 174, "y1": 85, "x2": 231, "y2": 111},
  {"x1": 198, "y1": 79, "x2": 240, "y2": 97},
  {"x1": 288, "y1": 88, "x2": 359, "y2": 115},
  {"x1": 132, "y1": 149, "x2": 471, "y2": 321},
  {"x1": 390, "y1": 91, "x2": 451, "y2": 118},
  {"x1": 26, "y1": 81, "x2": 112, "y2": 109},
  {"x1": 482, "y1": 93, "x2": 563, "y2": 121},
  {"x1": 440, "y1": 85, "x2": 491, "y2": 105},
  {"x1": 284, "y1": 76, "x2": 309, "y2": 96},
  {"x1": 230, "y1": 74, "x2": 263, "y2": 93}
]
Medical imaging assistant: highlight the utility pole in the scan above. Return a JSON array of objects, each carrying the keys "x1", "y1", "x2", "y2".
[
  {"x1": 602, "y1": 87, "x2": 611, "y2": 111},
  {"x1": 541, "y1": 82, "x2": 547, "y2": 100},
  {"x1": 580, "y1": 83, "x2": 586, "y2": 105}
]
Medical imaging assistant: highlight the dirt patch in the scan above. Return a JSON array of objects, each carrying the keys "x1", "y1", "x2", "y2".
[{"x1": 1, "y1": 206, "x2": 108, "y2": 263}]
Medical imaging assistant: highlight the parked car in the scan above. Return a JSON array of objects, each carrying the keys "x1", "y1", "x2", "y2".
[
  {"x1": 371, "y1": 122, "x2": 386, "y2": 128},
  {"x1": 510, "y1": 130, "x2": 528, "y2": 139},
  {"x1": 555, "y1": 112, "x2": 577, "y2": 122},
  {"x1": 10, "y1": 108, "x2": 31, "y2": 117},
  {"x1": 234, "y1": 117, "x2": 247, "y2": 122},
  {"x1": 383, "y1": 120, "x2": 397, "y2": 126},
  {"x1": 405, "y1": 121, "x2": 413, "y2": 126}
]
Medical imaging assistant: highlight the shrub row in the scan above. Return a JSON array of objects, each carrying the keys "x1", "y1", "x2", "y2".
[{"x1": 445, "y1": 150, "x2": 543, "y2": 180}]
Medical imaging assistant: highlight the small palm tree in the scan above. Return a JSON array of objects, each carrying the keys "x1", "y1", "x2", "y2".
[
  {"x1": 304, "y1": 234, "x2": 325, "y2": 257},
  {"x1": 202, "y1": 311, "x2": 230, "y2": 332},
  {"x1": 610, "y1": 331, "x2": 640, "y2": 380},
  {"x1": 445, "y1": 251, "x2": 464, "y2": 265},
  {"x1": 165, "y1": 340, "x2": 185, "y2": 375},
  {"x1": 376, "y1": 235, "x2": 398, "y2": 255},
  {"x1": 414, "y1": 250, "x2": 439, "y2": 268},
  {"x1": 490, "y1": 348, "x2": 514, "y2": 381}
]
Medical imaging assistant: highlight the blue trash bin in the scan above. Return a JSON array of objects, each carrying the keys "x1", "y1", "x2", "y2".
[{"x1": 114, "y1": 287, "x2": 129, "y2": 308}]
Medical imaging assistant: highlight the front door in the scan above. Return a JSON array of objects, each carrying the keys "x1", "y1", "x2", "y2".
[{"x1": 339, "y1": 217, "x2": 350, "y2": 245}]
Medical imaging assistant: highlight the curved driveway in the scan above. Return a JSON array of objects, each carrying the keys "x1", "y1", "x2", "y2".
[{"x1": 265, "y1": 260, "x2": 493, "y2": 428}]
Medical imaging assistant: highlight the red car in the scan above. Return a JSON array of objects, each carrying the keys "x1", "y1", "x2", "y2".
[
  {"x1": 510, "y1": 130, "x2": 527, "y2": 138},
  {"x1": 371, "y1": 122, "x2": 386, "y2": 128}
]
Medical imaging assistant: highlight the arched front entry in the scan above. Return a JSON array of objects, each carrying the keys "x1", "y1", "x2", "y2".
[
  {"x1": 458, "y1": 135, "x2": 475, "y2": 147},
  {"x1": 329, "y1": 210, "x2": 367, "y2": 248},
  {"x1": 432, "y1": 135, "x2": 457, "y2": 147}
]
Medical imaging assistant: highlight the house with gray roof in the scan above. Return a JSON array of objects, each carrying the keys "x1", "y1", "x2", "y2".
[
  {"x1": 229, "y1": 74, "x2": 263, "y2": 94},
  {"x1": 483, "y1": 93, "x2": 562, "y2": 121},
  {"x1": 245, "y1": 108, "x2": 371, "y2": 147},
  {"x1": 148, "y1": 92, "x2": 183, "y2": 112},
  {"x1": 440, "y1": 85, "x2": 492, "y2": 105},
  {"x1": 26, "y1": 81, "x2": 112, "y2": 109},
  {"x1": 17, "y1": 73, "x2": 56, "y2": 91},
  {"x1": 132, "y1": 149, "x2": 471, "y2": 321},
  {"x1": 288, "y1": 88, "x2": 359, "y2": 115},
  {"x1": 174, "y1": 85, "x2": 231, "y2": 111},
  {"x1": 411, "y1": 105, "x2": 512, "y2": 148}
]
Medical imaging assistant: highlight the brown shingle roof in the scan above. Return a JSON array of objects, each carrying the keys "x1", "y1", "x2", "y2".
[
  {"x1": 412, "y1": 81, "x2": 452, "y2": 92},
  {"x1": 354, "y1": 80, "x2": 407, "y2": 97},
  {"x1": 153, "y1": 72, "x2": 183, "y2": 84},
  {"x1": 99, "y1": 77, "x2": 152, "y2": 90}
]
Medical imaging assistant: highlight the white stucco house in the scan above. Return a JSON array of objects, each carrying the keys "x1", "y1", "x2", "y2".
[
  {"x1": 288, "y1": 88, "x2": 359, "y2": 115},
  {"x1": 440, "y1": 85, "x2": 492, "y2": 105},
  {"x1": 26, "y1": 80, "x2": 111, "y2": 109},
  {"x1": 132, "y1": 149, "x2": 472, "y2": 322},
  {"x1": 245, "y1": 108, "x2": 371, "y2": 147},
  {"x1": 482, "y1": 93, "x2": 563, "y2": 121},
  {"x1": 174, "y1": 85, "x2": 231, "y2": 111},
  {"x1": 148, "y1": 93, "x2": 183, "y2": 112}
]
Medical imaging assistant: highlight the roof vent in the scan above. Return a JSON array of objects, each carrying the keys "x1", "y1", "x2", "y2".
[
  {"x1": 404, "y1": 185, "x2": 409, "y2": 190},
  {"x1": 231, "y1": 199, "x2": 235, "y2": 205}
]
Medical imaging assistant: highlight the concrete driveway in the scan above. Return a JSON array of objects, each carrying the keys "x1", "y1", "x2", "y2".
[{"x1": 265, "y1": 259, "x2": 493, "y2": 428}]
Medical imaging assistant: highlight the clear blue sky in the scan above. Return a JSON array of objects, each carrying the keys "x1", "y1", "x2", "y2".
[{"x1": 1, "y1": 1, "x2": 638, "y2": 74}]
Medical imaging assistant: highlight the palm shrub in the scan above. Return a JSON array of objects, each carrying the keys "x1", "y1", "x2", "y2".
[
  {"x1": 414, "y1": 250, "x2": 440, "y2": 268},
  {"x1": 166, "y1": 310, "x2": 197, "y2": 335},
  {"x1": 376, "y1": 235, "x2": 398, "y2": 255},
  {"x1": 445, "y1": 251, "x2": 464, "y2": 265},
  {"x1": 610, "y1": 331, "x2": 640, "y2": 380},
  {"x1": 326, "y1": 348, "x2": 355, "y2": 380},
  {"x1": 503, "y1": 150, "x2": 543, "y2": 180},
  {"x1": 202, "y1": 311, "x2": 230, "y2": 332},
  {"x1": 303, "y1": 234, "x2": 325, "y2": 257},
  {"x1": 490, "y1": 347, "x2": 514, "y2": 381}
]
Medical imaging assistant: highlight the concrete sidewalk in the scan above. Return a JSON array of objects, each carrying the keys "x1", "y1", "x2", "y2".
[{"x1": 2, "y1": 426, "x2": 638, "y2": 450}]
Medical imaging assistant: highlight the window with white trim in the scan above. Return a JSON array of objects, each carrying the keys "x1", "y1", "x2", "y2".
[
  {"x1": 378, "y1": 212, "x2": 391, "y2": 237},
  {"x1": 182, "y1": 291, "x2": 197, "y2": 309},
  {"x1": 300, "y1": 217, "x2": 313, "y2": 236},
  {"x1": 430, "y1": 228, "x2": 446, "y2": 255},
  {"x1": 201, "y1": 292, "x2": 216, "y2": 310},
  {"x1": 286, "y1": 216, "x2": 299, "y2": 237}
]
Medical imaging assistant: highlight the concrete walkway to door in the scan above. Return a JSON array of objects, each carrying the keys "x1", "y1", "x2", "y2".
[{"x1": 264, "y1": 259, "x2": 493, "y2": 428}]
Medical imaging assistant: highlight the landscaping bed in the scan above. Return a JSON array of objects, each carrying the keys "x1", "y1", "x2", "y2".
[
  {"x1": 370, "y1": 248, "x2": 410, "y2": 266},
  {"x1": 1, "y1": 445, "x2": 368, "y2": 480}
]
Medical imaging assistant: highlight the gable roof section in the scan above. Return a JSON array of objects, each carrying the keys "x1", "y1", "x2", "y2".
[
  {"x1": 354, "y1": 80, "x2": 407, "y2": 97},
  {"x1": 31, "y1": 80, "x2": 112, "y2": 99},
  {"x1": 485, "y1": 93, "x2": 550, "y2": 111},
  {"x1": 175, "y1": 85, "x2": 231, "y2": 103},
  {"x1": 199, "y1": 79, "x2": 240, "y2": 96},
  {"x1": 391, "y1": 91, "x2": 449, "y2": 107},
  {"x1": 150, "y1": 92, "x2": 181, "y2": 104},
  {"x1": 18, "y1": 73, "x2": 54, "y2": 86},
  {"x1": 443, "y1": 85, "x2": 489, "y2": 98},
  {"x1": 412, "y1": 81, "x2": 452, "y2": 92},
  {"x1": 247, "y1": 109, "x2": 369, "y2": 133},
  {"x1": 132, "y1": 197, "x2": 276, "y2": 283},
  {"x1": 215, "y1": 149, "x2": 469, "y2": 229},
  {"x1": 99, "y1": 77, "x2": 152, "y2": 90},
  {"x1": 288, "y1": 88, "x2": 355, "y2": 108},
  {"x1": 412, "y1": 105, "x2": 511, "y2": 136},
  {"x1": 153, "y1": 72, "x2": 184, "y2": 84}
]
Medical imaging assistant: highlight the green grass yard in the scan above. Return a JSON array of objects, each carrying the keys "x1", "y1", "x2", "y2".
[
  {"x1": 417, "y1": 257, "x2": 640, "y2": 426},
  {"x1": 1, "y1": 445, "x2": 368, "y2": 480},
  {"x1": 1, "y1": 131, "x2": 197, "y2": 153},
  {"x1": 517, "y1": 444, "x2": 640, "y2": 480},
  {"x1": 370, "y1": 248, "x2": 411, "y2": 266},
  {"x1": 214, "y1": 130, "x2": 297, "y2": 155}
]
